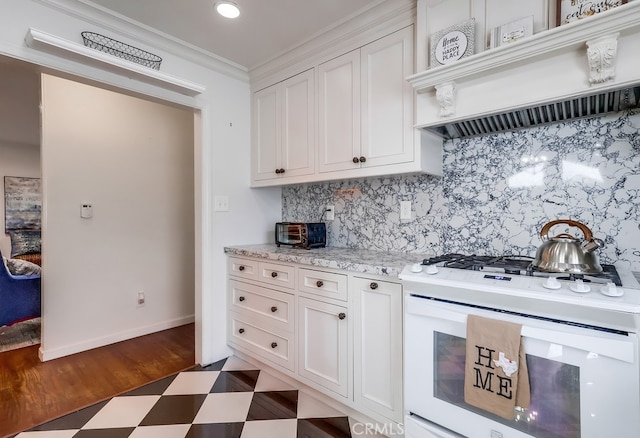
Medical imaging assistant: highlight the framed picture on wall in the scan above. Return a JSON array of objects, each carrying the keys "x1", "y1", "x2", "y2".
[
  {"x1": 4, "y1": 176, "x2": 41, "y2": 232},
  {"x1": 556, "y1": 0, "x2": 627, "y2": 26}
]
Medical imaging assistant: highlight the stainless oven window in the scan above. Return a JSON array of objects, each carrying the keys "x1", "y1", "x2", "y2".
[{"x1": 434, "y1": 332, "x2": 580, "y2": 438}]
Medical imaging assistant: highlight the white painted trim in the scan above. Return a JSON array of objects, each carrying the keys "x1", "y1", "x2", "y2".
[
  {"x1": 249, "y1": 0, "x2": 416, "y2": 91},
  {"x1": 38, "y1": 315, "x2": 195, "y2": 361},
  {"x1": 25, "y1": 28, "x2": 206, "y2": 96}
]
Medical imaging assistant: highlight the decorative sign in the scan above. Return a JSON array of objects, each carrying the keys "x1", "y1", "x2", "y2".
[
  {"x1": 430, "y1": 19, "x2": 475, "y2": 67},
  {"x1": 557, "y1": 0, "x2": 627, "y2": 26},
  {"x1": 490, "y1": 16, "x2": 534, "y2": 49}
]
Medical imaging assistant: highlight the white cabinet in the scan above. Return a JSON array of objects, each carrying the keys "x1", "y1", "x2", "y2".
[
  {"x1": 319, "y1": 26, "x2": 415, "y2": 175},
  {"x1": 353, "y1": 277, "x2": 403, "y2": 423},
  {"x1": 297, "y1": 296, "x2": 350, "y2": 398},
  {"x1": 251, "y1": 24, "x2": 443, "y2": 187},
  {"x1": 252, "y1": 68, "x2": 315, "y2": 183},
  {"x1": 226, "y1": 255, "x2": 403, "y2": 425}
]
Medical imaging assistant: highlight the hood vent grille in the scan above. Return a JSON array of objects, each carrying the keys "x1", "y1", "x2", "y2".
[{"x1": 430, "y1": 87, "x2": 640, "y2": 139}]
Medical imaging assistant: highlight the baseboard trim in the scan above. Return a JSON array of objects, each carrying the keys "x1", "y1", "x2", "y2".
[{"x1": 38, "y1": 315, "x2": 195, "y2": 361}]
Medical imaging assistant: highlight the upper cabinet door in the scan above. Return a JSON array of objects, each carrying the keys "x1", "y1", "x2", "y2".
[
  {"x1": 252, "y1": 85, "x2": 281, "y2": 182},
  {"x1": 360, "y1": 26, "x2": 414, "y2": 168},
  {"x1": 281, "y1": 69, "x2": 315, "y2": 178},
  {"x1": 318, "y1": 49, "x2": 361, "y2": 173}
]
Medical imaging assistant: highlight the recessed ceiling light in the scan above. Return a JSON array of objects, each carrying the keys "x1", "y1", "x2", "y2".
[{"x1": 215, "y1": 1, "x2": 240, "y2": 19}]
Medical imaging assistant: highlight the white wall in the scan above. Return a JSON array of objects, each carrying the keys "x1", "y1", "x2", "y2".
[
  {"x1": 0, "y1": 62, "x2": 41, "y2": 257},
  {"x1": 1, "y1": 0, "x2": 282, "y2": 364},
  {"x1": 40, "y1": 74, "x2": 195, "y2": 358},
  {"x1": 0, "y1": 144, "x2": 41, "y2": 257}
]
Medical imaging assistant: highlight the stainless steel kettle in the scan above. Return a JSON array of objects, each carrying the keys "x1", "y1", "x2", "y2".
[{"x1": 531, "y1": 219, "x2": 605, "y2": 274}]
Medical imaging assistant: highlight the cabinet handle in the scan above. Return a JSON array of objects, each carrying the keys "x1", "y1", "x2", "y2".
[
  {"x1": 271, "y1": 342, "x2": 278, "y2": 348},
  {"x1": 359, "y1": 156, "x2": 366, "y2": 163},
  {"x1": 238, "y1": 328, "x2": 245, "y2": 334},
  {"x1": 370, "y1": 282, "x2": 378, "y2": 290},
  {"x1": 316, "y1": 280, "x2": 324, "y2": 288},
  {"x1": 338, "y1": 312, "x2": 346, "y2": 320},
  {"x1": 270, "y1": 306, "x2": 278, "y2": 313},
  {"x1": 271, "y1": 271, "x2": 278, "y2": 278},
  {"x1": 238, "y1": 265, "x2": 245, "y2": 271},
  {"x1": 352, "y1": 157, "x2": 360, "y2": 163},
  {"x1": 239, "y1": 296, "x2": 245, "y2": 302}
]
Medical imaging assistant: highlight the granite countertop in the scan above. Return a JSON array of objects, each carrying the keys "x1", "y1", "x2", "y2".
[{"x1": 224, "y1": 244, "x2": 430, "y2": 277}]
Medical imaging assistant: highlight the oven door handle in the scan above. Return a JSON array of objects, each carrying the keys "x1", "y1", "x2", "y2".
[{"x1": 406, "y1": 295, "x2": 635, "y2": 363}]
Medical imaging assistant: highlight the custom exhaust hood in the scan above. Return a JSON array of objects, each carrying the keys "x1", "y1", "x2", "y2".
[{"x1": 408, "y1": 3, "x2": 640, "y2": 139}]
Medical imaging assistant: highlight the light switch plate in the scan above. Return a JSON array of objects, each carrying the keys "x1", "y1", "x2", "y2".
[{"x1": 214, "y1": 195, "x2": 229, "y2": 212}]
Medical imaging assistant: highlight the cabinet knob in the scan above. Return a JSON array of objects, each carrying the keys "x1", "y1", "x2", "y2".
[
  {"x1": 275, "y1": 168, "x2": 281, "y2": 174},
  {"x1": 352, "y1": 157, "x2": 360, "y2": 163},
  {"x1": 280, "y1": 168, "x2": 286, "y2": 174},
  {"x1": 370, "y1": 282, "x2": 378, "y2": 290},
  {"x1": 316, "y1": 280, "x2": 324, "y2": 288},
  {"x1": 238, "y1": 328, "x2": 245, "y2": 334},
  {"x1": 271, "y1": 306, "x2": 278, "y2": 313},
  {"x1": 359, "y1": 156, "x2": 367, "y2": 163},
  {"x1": 239, "y1": 296, "x2": 245, "y2": 302},
  {"x1": 271, "y1": 342, "x2": 278, "y2": 349},
  {"x1": 338, "y1": 312, "x2": 346, "y2": 320},
  {"x1": 238, "y1": 265, "x2": 245, "y2": 271},
  {"x1": 271, "y1": 271, "x2": 278, "y2": 278}
]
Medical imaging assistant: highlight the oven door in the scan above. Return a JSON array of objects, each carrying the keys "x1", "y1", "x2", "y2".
[{"x1": 405, "y1": 294, "x2": 640, "y2": 438}]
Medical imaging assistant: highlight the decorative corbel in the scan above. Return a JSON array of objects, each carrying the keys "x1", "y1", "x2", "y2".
[
  {"x1": 586, "y1": 33, "x2": 619, "y2": 85},
  {"x1": 435, "y1": 81, "x2": 456, "y2": 117}
]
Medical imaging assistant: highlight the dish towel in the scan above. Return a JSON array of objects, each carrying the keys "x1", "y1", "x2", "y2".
[{"x1": 464, "y1": 314, "x2": 531, "y2": 419}]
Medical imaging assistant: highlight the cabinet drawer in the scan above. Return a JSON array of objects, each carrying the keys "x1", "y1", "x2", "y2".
[
  {"x1": 229, "y1": 257, "x2": 259, "y2": 281},
  {"x1": 258, "y1": 261, "x2": 295, "y2": 289},
  {"x1": 298, "y1": 268, "x2": 348, "y2": 301},
  {"x1": 229, "y1": 280, "x2": 294, "y2": 332},
  {"x1": 229, "y1": 312, "x2": 294, "y2": 371}
]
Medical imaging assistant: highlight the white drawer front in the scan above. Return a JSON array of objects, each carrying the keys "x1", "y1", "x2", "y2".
[
  {"x1": 229, "y1": 312, "x2": 294, "y2": 371},
  {"x1": 298, "y1": 268, "x2": 348, "y2": 301},
  {"x1": 258, "y1": 261, "x2": 295, "y2": 289},
  {"x1": 229, "y1": 280, "x2": 294, "y2": 332},
  {"x1": 229, "y1": 257, "x2": 259, "y2": 281}
]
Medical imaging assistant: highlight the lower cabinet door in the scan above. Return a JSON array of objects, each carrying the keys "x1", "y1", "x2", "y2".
[
  {"x1": 297, "y1": 296, "x2": 349, "y2": 397},
  {"x1": 353, "y1": 277, "x2": 403, "y2": 422}
]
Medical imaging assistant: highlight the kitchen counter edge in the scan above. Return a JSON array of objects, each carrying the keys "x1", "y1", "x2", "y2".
[{"x1": 224, "y1": 244, "x2": 430, "y2": 277}]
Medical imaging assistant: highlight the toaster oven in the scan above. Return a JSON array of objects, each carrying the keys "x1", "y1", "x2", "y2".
[{"x1": 275, "y1": 222, "x2": 326, "y2": 249}]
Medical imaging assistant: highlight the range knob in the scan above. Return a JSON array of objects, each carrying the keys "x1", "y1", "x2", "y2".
[
  {"x1": 425, "y1": 265, "x2": 439, "y2": 275},
  {"x1": 570, "y1": 279, "x2": 590, "y2": 293},
  {"x1": 542, "y1": 277, "x2": 561, "y2": 290}
]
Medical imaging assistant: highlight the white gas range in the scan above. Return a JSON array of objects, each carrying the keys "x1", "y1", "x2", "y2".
[{"x1": 399, "y1": 254, "x2": 640, "y2": 438}]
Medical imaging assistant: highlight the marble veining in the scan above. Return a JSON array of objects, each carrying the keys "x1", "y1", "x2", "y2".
[
  {"x1": 224, "y1": 244, "x2": 428, "y2": 277},
  {"x1": 283, "y1": 109, "x2": 640, "y2": 272}
]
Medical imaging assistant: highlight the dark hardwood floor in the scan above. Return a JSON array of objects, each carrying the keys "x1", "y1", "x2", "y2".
[{"x1": 0, "y1": 323, "x2": 195, "y2": 437}]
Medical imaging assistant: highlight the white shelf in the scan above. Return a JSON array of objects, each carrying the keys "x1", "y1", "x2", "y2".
[
  {"x1": 25, "y1": 28, "x2": 205, "y2": 96},
  {"x1": 408, "y1": 3, "x2": 640, "y2": 93}
]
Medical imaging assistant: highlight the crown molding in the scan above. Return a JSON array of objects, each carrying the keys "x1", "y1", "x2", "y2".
[
  {"x1": 34, "y1": 0, "x2": 249, "y2": 82},
  {"x1": 249, "y1": 0, "x2": 415, "y2": 89}
]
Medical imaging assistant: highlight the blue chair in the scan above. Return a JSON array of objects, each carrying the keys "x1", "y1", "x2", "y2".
[{"x1": 0, "y1": 250, "x2": 41, "y2": 327}]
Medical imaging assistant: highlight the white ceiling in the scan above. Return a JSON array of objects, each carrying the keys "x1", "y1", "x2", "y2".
[{"x1": 84, "y1": 0, "x2": 385, "y2": 69}]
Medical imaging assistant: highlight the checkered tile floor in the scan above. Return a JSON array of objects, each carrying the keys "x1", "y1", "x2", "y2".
[{"x1": 15, "y1": 356, "x2": 370, "y2": 437}]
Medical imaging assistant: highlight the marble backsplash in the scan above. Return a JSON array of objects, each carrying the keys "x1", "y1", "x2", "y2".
[{"x1": 282, "y1": 109, "x2": 640, "y2": 271}]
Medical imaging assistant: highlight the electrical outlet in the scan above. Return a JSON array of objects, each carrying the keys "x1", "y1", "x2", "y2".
[
  {"x1": 326, "y1": 205, "x2": 335, "y2": 221},
  {"x1": 137, "y1": 291, "x2": 145, "y2": 307},
  {"x1": 400, "y1": 201, "x2": 412, "y2": 220}
]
